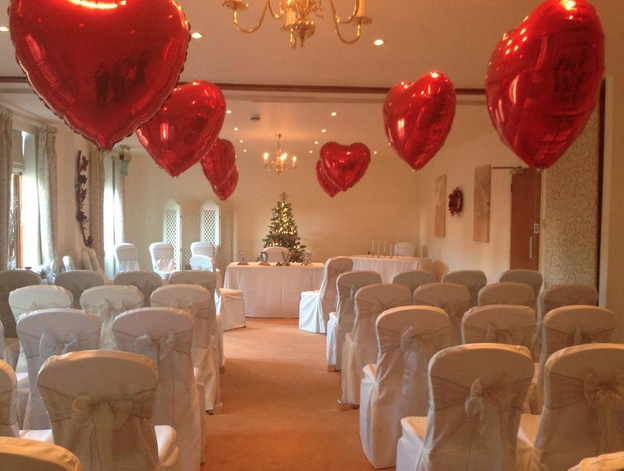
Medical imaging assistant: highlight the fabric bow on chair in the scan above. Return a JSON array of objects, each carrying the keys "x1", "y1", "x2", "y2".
[
  {"x1": 574, "y1": 327, "x2": 611, "y2": 346},
  {"x1": 171, "y1": 300, "x2": 202, "y2": 319},
  {"x1": 39, "y1": 331, "x2": 80, "y2": 363},
  {"x1": 584, "y1": 372, "x2": 624, "y2": 454},
  {"x1": 486, "y1": 323, "x2": 524, "y2": 346},
  {"x1": 95, "y1": 299, "x2": 131, "y2": 323},
  {"x1": 135, "y1": 331, "x2": 176, "y2": 366}
]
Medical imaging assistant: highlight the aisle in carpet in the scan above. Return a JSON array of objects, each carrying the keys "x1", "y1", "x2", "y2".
[{"x1": 203, "y1": 319, "x2": 383, "y2": 471}]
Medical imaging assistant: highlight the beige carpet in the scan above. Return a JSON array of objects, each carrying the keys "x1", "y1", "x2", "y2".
[{"x1": 201, "y1": 318, "x2": 387, "y2": 471}]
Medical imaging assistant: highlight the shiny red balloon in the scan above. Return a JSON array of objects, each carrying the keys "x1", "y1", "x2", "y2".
[
  {"x1": 201, "y1": 138, "x2": 236, "y2": 188},
  {"x1": 315, "y1": 160, "x2": 341, "y2": 198},
  {"x1": 320, "y1": 142, "x2": 371, "y2": 192},
  {"x1": 384, "y1": 72, "x2": 456, "y2": 171},
  {"x1": 486, "y1": 0, "x2": 605, "y2": 169},
  {"x1": 9, "y1": 0, "x2": 190, "y2": 151},
  {"x1": 137, "y1": 81, "x2": 226, "y2": 177},
  {"x1": 213, "y1": 166, "x2": 238, "y2": 201}
]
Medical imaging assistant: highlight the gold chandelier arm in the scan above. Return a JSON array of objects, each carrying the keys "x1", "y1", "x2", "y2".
[
  {"x1": 333, "y1": 19, "x2": 363, "y2": 44},
  {"x1": 328, "y1": 0, "x2": 360, "y2": 24},
  {"x1": 231, "y1": 0, "x2": 284, "y2": 34}
]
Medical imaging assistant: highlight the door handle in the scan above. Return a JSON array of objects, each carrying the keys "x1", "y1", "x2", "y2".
[{"x1": 529, "y1": 236, "x2": 535, "y2": 260}]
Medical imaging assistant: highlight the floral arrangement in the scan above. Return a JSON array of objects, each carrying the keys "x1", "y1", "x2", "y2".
[
  {"x1": 75, "y1": 150, "x2": 93, "y2": 247},
  {"x1": 448, "y1": 187, "x2": 464, "y2": 216}
]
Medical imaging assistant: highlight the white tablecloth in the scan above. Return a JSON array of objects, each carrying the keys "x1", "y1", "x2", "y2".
[
  {"x1": 224, "y1": 263, "x2": 325, "y2": 318},
  {"x1": 350, "y1": 256, "x2": 430, "y2": 283}
]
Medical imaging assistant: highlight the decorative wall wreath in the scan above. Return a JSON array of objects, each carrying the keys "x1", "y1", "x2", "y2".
[{"x1": 448, "y1": 187, "x2": 464, "y2": 216}]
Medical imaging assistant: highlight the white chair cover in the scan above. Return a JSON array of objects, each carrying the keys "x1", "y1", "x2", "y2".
[
  {"x1": 341, "y1": 284, "x2": 412, "y2": 405},
  {"x1": 0, "y1": 437, "x2": 83, "y2": 471},
  {"x1": 0, "y1": 269, "x2": 41, "y2": 339},
  {"x1": 392, "y1": 270, "x2": 437, "y2": 296},
  {"x1": 151, "y1": 285, "x2": 220, "y2": 411},
  {"x1": 360, "y1": 306, "x2": 450, "y2": 468},
  {"x1": 326, "y1": 271, "x2": 381, "y2": 370},
  {"x1": 217, "y1": 288, "x2": 246, "y2": 331},
  {"x1": 441, "y1": 270, "x2": 487, "y2": 308},
  {"x1": 518, "y1": 344, "x2": 624, "y2": 471},
  {"x1": 191, "y1": 241, "x2": 216, "y2": 259},
  {"x1": 417, "y1": 259, "x2": 434, "y2": 274},
  {"x1": 190, "y1": 255, "x2": 214, "y2": 271},
  {"x1": 262, "y1": 246, "x2": 290, "y2": 263},
  {"x1": 299, "y1": 257, "x2": 354, "y2": 334},
  {"x1": 80, "y1": 286, "x2": 143, "y2": 351},
  {"x1": 498, "y1": 269, "x2": 543, "y2": 301},
  {"x1": 62, "y1": 256, "x2": 76, "y2": 272},
  {"x1": 0, "y1": 320, "x2": 4, "y2": 362},
  {"x1": 114, "y1": 271, "x2": 162, "y2": 307},
  {"x1": 9, "y1": 286, "x2": 73, "y2": 374},
  {"x1": 413, "y1": 282, "x2": 470, "y2": 347},
  {"x1": 396, "y1": 344, "x2": 534, "y2": 471},
  {"x1": 55, "y1": 271, "x2": 106, "y2": 309},
  {"x1": 149, "y1": 243, "x2": 176, "y2": 280},
  {"x1": 479, "y1": 282, "x2": 536, "y2": 308},
  {"x1": 0, "y1": 359, "x2": 18, "y2": 438},
  {"x1": 113, "y1": 308, "x2": 202, "y2": 471},
  {"x1": 17, "y1": 308, "x2": 101, "y2": 430},
  {"x1": 462, "y1": 305, "x2": 536, "y2": 348},
  {"x1": 83, "y1": 248, "x2": 104, "y2": 276},
  {"x1": 395, "y1": 242, "x2": 417, "y2": 257},
  {"x1": 37, "y1": 350, "x2": 180, "y2": 471},
  {"x1": 115, "y1": 243, "x2": 141, "y2": 273},
  {"x1": 568, "y1": 452, "x2": 624, "y2": 471}
]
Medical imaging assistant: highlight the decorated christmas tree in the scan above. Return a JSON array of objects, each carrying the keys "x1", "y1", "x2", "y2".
[{"x1": 263, "y1": 192, "x2": 306, "y2": 262}]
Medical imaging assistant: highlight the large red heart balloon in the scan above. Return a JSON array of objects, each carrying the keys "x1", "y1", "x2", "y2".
[
  {"x1": 383, "y1": 72, "x2": 456, "y2": 171},
  {"x1": 486, "y1": 0, "x2": 605, "y2": 169},
  {"x1": 315, "y1": 160, "x2": 341, "y2": 198},
  {"x1": 9, "y1": 0, "x2": 190, "y2": 151},
  {"x1": 136, "y1": 81, "x2": 226, "y2": 177},
  {"x1": 213, "y1": 166, "x2": 238, "y2": 201},
  {"x1": 320, "y1": 142, "x2": 371, "y2": 192},
  {"x1": 201, "y1": 138, "x2": 236, "y2": 188}
]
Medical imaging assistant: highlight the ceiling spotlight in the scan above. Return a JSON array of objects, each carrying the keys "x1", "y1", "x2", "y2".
[
  {"x1": 330, "y1": 111, "x2": 337, "y2": 117},
  {"x1": 0, "y1": 26, "x2": 8, "y2": 32},
  {"x1": 309, "y1": 150, "x2": 313, "y2": 154},
  {"x1": 321, "y1": 129, "x2": 327, "y2": 133},
  {"x1": 373, "y1": 39, "x2": 385, "y2": 46},
  {"x1": 233, "y1": 127, "x2": 239, "y2": 131},
  {"x1": 226, "y1": 110, "x2": 232, "y2": 115},
  {"x1": 314, "y1": 141, "x2": 319, "y2": 145},
  {"x1": 191, "y1": 32, "x2": 203, "y2": 39},
  {"x1": 244, "y1": 149, "x2": 248, "y2": 153},
  {"x1": 374, "y1": 151, "x2": 378, "y2": 155},
  {"x1": 239, "y1": 139, "x2": 244, "y2": 143}
]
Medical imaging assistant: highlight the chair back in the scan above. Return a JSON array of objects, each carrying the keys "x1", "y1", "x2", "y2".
[
  {"x1": 394, "y1": 242, "x2": 416, "y2": 257},
  {"x1": 191, "y1": 241, "x2": 216, "y2": 259},
  {"x1": 478, "y1": 282, "x2": 535, "y2": 307},
  {"x1": 115, "y1": 243, "x2": 140, "y2": 273},
  {"x1": 319, "y1": 257, "x2": 354, "y2": 322},
  {"x1": 498, "y1": 269, "x2": 543, "y2": 299},
  {"x1": 537, "y1": 344, "x2": 624, "y2": 471},
  {"x1": 114, "y1": 271, "x2": 162, "y2": 307},
  {"x1": 413, "y1": 282, "x2": 470, "y2": 346},
  {"x1": 0, "y1": 270, "x2": 41, "y2": 337},
  {"x1": 62, "y1": 256, "x2": 76, "y2": 272},
  {"x1": 0, "y1": 320, "x2": 4, "y2": 361},
  {"x1": 392, "y1": 270, "x2": 436, "y2": 296},
  {"x1": 540, "y1": 284, "x2": 599, "y2": 318},
  {"x1": 462, "y1": 305, "x2": 536, "y2": 348},
  {"x1": 189, "y1": 255, "x2": 215, "y2": 272},
  {"x1": 55, "y1": 271, "x2": 106, "y2": 309},
  {"x1": 0, "y1": 359, "x2": 18, "y2": 438},
  {"x1": 38, "y1": 351, "x2": 160, "y2": 471},
  {"x1": 81, "y1": 248, "x2": 104, "y2": 276},
  {"x1": 9, "y1": 285, "x2": 73, "y2": 326},
  {"x1": 80, "y1": 285, "x2": 143, "y2": 350},
  {"x1": 0, "y1": 437, "x2": 83, "y2": 471},
  {"x1": 569, "y1": 452, "x2": 624, "y2": 471},
  {"x1": 17, "y1": 309, "x2": 101, "y2": 429},
  {"x1": 422, "y1": 344, "x2": 533, "y2": 470},
  {"x1": 441, "y1": 270, "x2": 487, "y2": 308},
  {"x1": 169, "y1": 270, "x2": 217, "y2": 292},
  {"x1": 335, "y1": 271, "x2": 381, "y2": 331},
  {"x1": 149, "y1": 243, "x2": 176, "y2": 278},
  {"x1": 262, "y1": 246, "x2": 290, "y2": 263}
]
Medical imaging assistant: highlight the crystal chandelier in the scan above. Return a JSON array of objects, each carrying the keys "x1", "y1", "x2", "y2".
[
  {"x1": 222, "y1": 0, "x2": 371, "y2": 49},
  {"x1": 264, "y1": 134, "x2": 297, "y2": 174}
]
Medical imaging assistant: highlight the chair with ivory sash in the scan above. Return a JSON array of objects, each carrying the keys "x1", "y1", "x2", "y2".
[
  {"x1": 478, "y1": 282, "x2": 535, "y2": 308},
  {"x1": 340, "y1": 284, "x2": 412, "y2": 407},
  {"x1": 16, "y1": 308, "x2": 101, "y2": 430},
  {"x1": 115, "y1": 243, "x2": 141, "y2": 273},
  {"x1": 498, "y1": 269, "x2": 543, "y2": 302},
  {"x1": 326, "y1": 271, "x2": 381, "y2": 372},
  {"x1": 37, "y1": 350, "x2": 181, "y2": 471},
  {"x1": 113, "y1": 308, "x2": 203, "y2": 471},
  {"x1": 360, "y1": 306, "x2": 450, "y2": 468},
  {"x1": 55, "y1": 271, "x2": 106, "y2": 309},
  {"x1": 462, "y1": 305, "x2": 536, "y2": 348},
  {"x1": 441, "y1": 270, "x2": 487, "y2": 308},
  {"x1": 396, "y1": 343, "x2": 534, "y2": 471},
  {"x1": 568, "y1": 452, "x2": 624, "y2": 471},
  {"x1": 81, "y1": 248, "x2": 105, "y2": 277},
  {"x1": 151, "y1": 284, "x2": 221, "y2": 412},
  {"x1": 0, "y1": 359, "x2": 19, "y2": 438},
  {"x1": 114, "y1": 271, "x2": 162, "y2": 307},
  {"x1": 0, "y1": 437, "x2": 83, "y2": 471},
  {"x1": 191, "y1": 241, "x2": 217, "y2": 259},
  {"x1": 517, "y1": 344, "x2": 624, "y2": 471},
  {"x1": 413, "y1": 282, "x2": 470, "y2": 347},
  {"x1": 392, "y1": 270, "x2": 437, "y2": 296},
  {"x1": 149, "y1": 243, "x2": 176, "y2": 281},
  {"x1": 299, "y1": 257, "x2": 354, "y2": 334},
  {"x1": 80, "y1": 285, "x2": 143, "y2": 351},
  {"x1": 394, "y1": 242, "x2": 416, "y2": 257},
  {"x1": 262, "y1": 246, "x2": 290, "y2": 263}
]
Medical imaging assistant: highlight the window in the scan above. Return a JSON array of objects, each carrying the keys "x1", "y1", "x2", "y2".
[{"x1": 103, "y1": 150, "x2": 126, "y2": 279}]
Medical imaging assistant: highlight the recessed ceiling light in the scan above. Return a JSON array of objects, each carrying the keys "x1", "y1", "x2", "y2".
[
  {"x1": 0, "y1": 26, "x2": 9, "y2": 32},
  {"x1": 314, "y1": 141, "x2": 319, "y2": 145},
  {"x1": 233, "y1": 127, "x2": 239, "y2": 131},
  {"x1": 373, "y1": 39, "x2": 385, "y2": 46},
  {"x1": 243, "y1": 149, "x2": 247, "y2": 153},
  {"x1": 309, "y1": 150, "x2": 313, "y2": 154},
  {"x1": 374, "y1": 151, "x2": 378, "y2": 155},
  {"x1": 239, "y1": 139, "x2": 244, "y2": 143},
  {"x1": 226, "y1": 110, "x2": 232, "y2": 115},
  {"x1": 191, "y1": 32, "x2": 203, "y2": 39},
  {"x1": 330, "y1": 112, "x2": 337, "y2": 117},
  {"x1": 321, "y1": 129, "x2": 327, "y2": 133}
]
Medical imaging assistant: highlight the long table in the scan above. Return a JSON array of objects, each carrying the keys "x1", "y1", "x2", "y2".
[
  {"x1": 350, "y1": 256, "x2": 432, "y2": 283},
  {"x1": 224, "y1": 262, "x2": 324, "y2": 318}
]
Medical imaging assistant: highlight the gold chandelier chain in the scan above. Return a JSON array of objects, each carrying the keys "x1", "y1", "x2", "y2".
[{"x1": 229, "y1": 0, "x2": 285, "y2": 34}]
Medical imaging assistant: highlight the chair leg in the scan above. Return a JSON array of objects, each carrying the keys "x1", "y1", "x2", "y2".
[
  {"x1": 327, "y1": 364, "x2": 336, "y2": 372},
  {"x1": 209, "y1": 403, "x2": 224, "y2": 415}
]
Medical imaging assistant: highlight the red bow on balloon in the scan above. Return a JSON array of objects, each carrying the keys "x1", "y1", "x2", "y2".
[
  {"x1": 319, "y1": 142, "x2": 371, "y2": 194},
  {"x1": 201, "y1": 138, "x2": 238, "y2": 201},
  {"x1": 486, "y1": 0, "x2": 605, "y2": 169}
]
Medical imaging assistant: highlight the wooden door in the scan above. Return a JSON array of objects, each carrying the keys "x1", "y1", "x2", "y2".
[{"x1": 510, "y1": 169, "x2": 542, "y2": 270}]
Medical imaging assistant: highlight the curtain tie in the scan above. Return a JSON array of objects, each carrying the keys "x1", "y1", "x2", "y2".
[{"x1": 39, "y1": 331, "x2": 80, "y2": 363}]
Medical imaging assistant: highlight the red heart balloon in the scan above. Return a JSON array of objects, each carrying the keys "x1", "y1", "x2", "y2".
[
  {"x1": 213, "y1": 166, "x2": 238, "y2": 201},
  {"x1": 315, "y1": 160, "x2": 341, "y2": 198},
  {"x1": 383, "y1": 72, "x2": 456, "y2": 171},
  {"x1": 9, "y1": 0, "x2": 190, "y2": 151},
  {"x1": 320, "y1": 142, "x2": 371, "y2": 192},
  {"x1": 201, "y1": 138, "x2": 236, "y2": 188},
  {"x1": 136, "y1": 81, "x2": 226, "y2": 177},
  {"x1": 486, "y1": 0, "x2": 605, "y2": 169}
]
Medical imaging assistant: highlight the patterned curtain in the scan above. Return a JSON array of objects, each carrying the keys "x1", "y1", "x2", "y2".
[
  {"x1": 37, "y1": 126, "x2": 59, "y2": 274},
  {"x1": 88, "y1": 146, "x2": 105, "y2": 264},
  {"x1": 0, "y1": 107, "x2": 12, "y2": 271}
]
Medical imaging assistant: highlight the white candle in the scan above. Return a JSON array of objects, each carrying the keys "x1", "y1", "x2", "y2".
[
  {"x1": 356, "y1": 0, "x2": 366, "y2": 17},
  {"x1": 384, "y1": 241, "x2": 387, "y2": 255},
  {"x1": 377, "y1": 243, "x2": 380, "y2": 257},
  {"x1": 371, "y1": 240, "x2": 374, "y2": 253}
]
